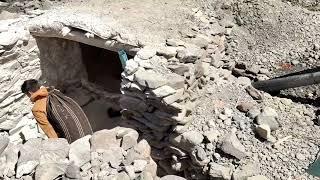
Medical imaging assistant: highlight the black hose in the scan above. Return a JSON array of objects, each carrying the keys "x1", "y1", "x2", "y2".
[{"x1": 252, "y1": 71, "x2": 320, "y2": 92}]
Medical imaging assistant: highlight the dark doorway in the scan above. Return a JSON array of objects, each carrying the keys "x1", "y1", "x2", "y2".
[{"x1": 80, "y1": 43, "x2": 123, "y2": 93}]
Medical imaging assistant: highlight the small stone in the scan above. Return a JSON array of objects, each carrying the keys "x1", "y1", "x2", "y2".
[
  {"x1": 255, "y1": 115, "x2": 280, "y2": 131},
  {"x1": 194, "y1": 61, "x2": 205, "y2": 78},
  {"x1": 177, "y1": 44, "x2": 203, "y2": 63},
  {"x1": 0, "y1": 31, "x2": 18, "y2": 46},
  {"x1": 204, "y1": 130, "x2": 220, "y2": 143},
  {"x1": 166, "y1": 39, "x2": 185, "y2": 47},
  {"x1": 188, "y1": 34, "x2": 211, "y2": 48},
  {"x1": 261, "y1": 107, "x2": 278, "y2": 118},
  {"x1": 259, "y1": 68, "x2": 271, "y2": 76},
  {"x1": 222, "y1": 108, "x2": 233, "y2": 117},
  {"x1": 134, "y1": 69, "x2": 167, "y2": 88},
  {"x1": 291, "y1": 60, "x2": 299, "y2": 65},
  {"x1": 208, "y1": 23, "x2": 225, "y2": 35},
  {"x1": 137, "y1": 47, "x2": 157, "y2": 60},
  {"x1": 157, "y1": 46, "x2": 177, "y2": 58},
  {"x1": 255, "y1": 124, "x2": 273, "y2": 140},
  {"x1": 166, "y1": 74, "x2": 185, "y2": 90},
  {"x1": 219, "y1": 114, "x2": 229, "y2": 120},
  {"x1": 162, "y1": 88, "x2": 184, "y2": 104},
  {"x1": 170, "y1": 131, "x2": 203, "y2": 151},
  {"x1": 237, "y1": 77, "x2": 251, "y2": 87},
  {"x1": 152, "y1": 85, "x2": 176, "y2": 98},
  {"x1": 209, "y1": 163, "x2": 232, "y2": 180},
  {"x1": 220, "y1": 131, "x2": 247, "y2": 159},
  {"x1": 237, "y1": 102, "x2": 254, "y2": 113},
  {"x1": 245, "y1": 86, "x2": 263, "y2": 100},
  {"x1": 167, "y1": 64, "x2": 189, "y2": 76},
  {"x1": 195, "y1": 146, "x2": 208, "y2": 161},
  {"x1": 133, "y1": 160, "x2": 148, "y2": 172},
  {"x1": 247, "y1": 65, "x2": 260, "y2": 75},
  {"x1": 125, "y1": 60, "x2": 139, "y2": 75},
  {"x1": 314, "y1": 43, "x2": 320, "y2": 51},
  {"x1": 247, "y1": 108, "x2": 260, "y2": 119},
  {"x1": 296, "y1": 153, "x2": 305, "y2": 160}
]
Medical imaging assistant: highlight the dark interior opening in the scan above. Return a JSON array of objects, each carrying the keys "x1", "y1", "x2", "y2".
[
  {"x1": 80, "y1": 43, "x2": 124, "y2": 93},
  {"x1": 65, "y1": 43, "x2": 134, "y2": 131}
]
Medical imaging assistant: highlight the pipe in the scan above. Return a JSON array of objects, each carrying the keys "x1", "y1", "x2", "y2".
[{"x1": 252, "y1": 71, "x2": 320, "y2": 92}]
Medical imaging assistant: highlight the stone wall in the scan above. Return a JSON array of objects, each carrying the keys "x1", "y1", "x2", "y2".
[{"x1": 119, "y1": 34, "x2": 224, "y2": 177}]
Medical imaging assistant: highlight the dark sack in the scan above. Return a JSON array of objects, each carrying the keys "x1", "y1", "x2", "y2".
[{"x1": 46, "y1": 89, "x2": 93, "y2": 143}]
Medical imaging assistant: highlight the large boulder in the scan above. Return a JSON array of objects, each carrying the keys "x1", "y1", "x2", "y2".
[
  {"x1": 40, "y1": 138, "x2": 70, "y2": 163},
  {"x1": 90, "y1": 129, "x2": 119, "y2": 151},
  {"x1": 16, "y1": 138, "x2": 42, "y2": 178},
  {"x1": 69, "y1": 135, "x2": 91, "y2": 167}
]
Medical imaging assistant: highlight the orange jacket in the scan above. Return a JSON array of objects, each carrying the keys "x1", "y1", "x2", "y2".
[{"x1": 30, "y1": 88, "x2": 58, "y2": 138}]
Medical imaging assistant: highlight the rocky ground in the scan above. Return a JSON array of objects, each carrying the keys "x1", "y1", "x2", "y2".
[{"x1": 1, "y1": 0, "x2": 320, "y2": 180}]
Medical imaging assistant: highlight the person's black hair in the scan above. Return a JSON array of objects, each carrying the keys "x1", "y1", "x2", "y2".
[{"x1": 21, "y1": 79, "x2": 40, "y2": 94}]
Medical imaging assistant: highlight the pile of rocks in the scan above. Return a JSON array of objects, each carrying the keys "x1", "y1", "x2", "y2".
[
  {"x1": 0, "y1": 127, "x2": 164, "y2": 180},
  {"x1": 0, "y1": 12, "x2": 46, "y2": 144}
]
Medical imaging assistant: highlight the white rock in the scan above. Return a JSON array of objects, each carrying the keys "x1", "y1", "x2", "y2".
[
  {"x1": 261, "y1": 106, "x2": 278, "y2": 118},
  {"x1": 157, "y1": 46, "x2": 177, "y2": 58},
  {"x1": 133, "y1": 160, "x2": 148, "y2": 172},
  {"x1": 137, "y1": 47, "x2": 156, "y2": 60},
  {"x1": 204, "y1": 130, "x2": 220, "y2": 143},
  {"x1": 0, "y1": 31, "x2": 18, "y2": 46},
  {"x1": 125, "y1": 60, "x2": 139, "y2": 75},
  {"x1": 125, "y1": 165, "x2": 136, "y2": 179},
  {"x1": 134, "y1": 69, "x2": 167, "y2": 88},
  {"x1": 69, "y1": 135, "x2": 91, "y2": 167},
  {"x1": 222, "y1": 108, "x2": 233, "y2": 117},
  {"x1": 20, "y1": 125, "x2": 40, "y2": 141},
  {"x1": 152, "y1": 85, "x2": 176, "y2": 98},
  {"x1": 209, "y1": 163, "x2": 232, "y2": 180},
  {"x1": 237, "y1": 77, "x2": 251, "y2": 87},
  {"x1": 255, "y1": 124, "x2": 275, "y2": 142},
  {"x1": 121, "y1": 130, "x2": 139, "y2": 150},
  {"x1": 220, "y1": 131, "x2": 247, "y2": 159},
  {"x1": 166, "y1": 39, "x2": 185, "y2": 47}
]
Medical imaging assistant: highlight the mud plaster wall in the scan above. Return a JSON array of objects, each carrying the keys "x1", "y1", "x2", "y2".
[{"x1": 35, "y1": 37, "x2": 88, "y2": 90}]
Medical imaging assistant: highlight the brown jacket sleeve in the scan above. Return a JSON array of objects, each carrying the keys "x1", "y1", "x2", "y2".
[{"x1": 32, "y1": 110, "x2": 58, "y2": 138}]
